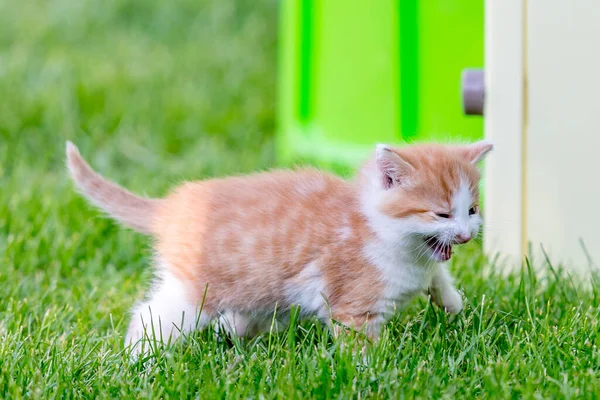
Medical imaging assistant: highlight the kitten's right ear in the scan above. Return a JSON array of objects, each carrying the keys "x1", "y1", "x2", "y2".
[
  {"x1": 458, "y1": 140, "x2": 494, "y2": 164},
  {"x1": 375, "y1": 144, "x2": 415, "y2": 189}
]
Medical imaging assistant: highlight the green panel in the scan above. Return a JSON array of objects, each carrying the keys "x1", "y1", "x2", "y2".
[
  {"x1": 311, "y1": 1, "x2": 400, "y2": 147},
  {"x1": 297, "y1": 0, "x2": 313, "y2": 124},
  {"x1": 415, "y1": 1, "x2": 484, "y2": 143},
  {"x1": 398, "y1": 0, "x2": 419, "y2": 141},
  {"x1": 277, "y1": 0, "x2": 401, "y2": 167},
  {"x1": 277, "y1": 0, "x2": 484, "y2": 168}
]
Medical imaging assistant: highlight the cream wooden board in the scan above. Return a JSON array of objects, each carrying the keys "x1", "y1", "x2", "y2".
[
  {"x1": 525, "y1": 0, "x2": 600, "y2": 271},
  {"x1": 483, "y1": 0, "x2": 525, "y2": 268}
]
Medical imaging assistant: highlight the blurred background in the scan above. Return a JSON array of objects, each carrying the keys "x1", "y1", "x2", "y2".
[
  {"x1": 0, "y1": 0, "x2": 486, "y2": 179},
  {"x1": 0, "y1": 0, "x2": 278, "y2": 189},
  {"x1": 0, "y1": 0, "x2": 488, "y2": 199}
]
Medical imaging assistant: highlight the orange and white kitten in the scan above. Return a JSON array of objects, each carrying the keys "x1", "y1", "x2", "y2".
[{"x1": 66, "y1": 140, "x2": 492, "y2": 354}]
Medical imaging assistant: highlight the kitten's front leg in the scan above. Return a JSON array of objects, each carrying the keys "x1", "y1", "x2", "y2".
[{"x1": 428, "y1": 264, "x2": 463, "y2": 314}]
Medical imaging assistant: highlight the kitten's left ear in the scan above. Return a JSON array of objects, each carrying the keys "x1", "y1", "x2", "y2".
[
  {"x1": 375, "y1": 144, "x2": 415, "y2": 189},
  {"x1": 458, "y1": 140, "x2": 494, "y2": 164}
]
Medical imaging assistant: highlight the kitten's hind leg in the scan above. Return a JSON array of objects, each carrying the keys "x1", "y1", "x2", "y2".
[
  {"x1": 215, "y1": 312, "x2": 286, "y2": 339},
  {"x1": 215, "y1": 311, "x2": 252, "y2": 338},
  {"x1": 329, "y1": 312, "x2": 383, "y2": 342},
  {"x1": 125, "y1": 271, "x2": 213, "y2": 356},
  {"x1": 329, "y1": 312, "x2": 384, "y2": 364}
]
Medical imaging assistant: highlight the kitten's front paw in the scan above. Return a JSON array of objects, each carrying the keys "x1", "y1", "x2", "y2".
[
  {"x1": 441, "y1": 289, "x2": 463, "y2": 314},
  {"x1": 429, "y1": 286, "x2": 463, "y2": 314}
]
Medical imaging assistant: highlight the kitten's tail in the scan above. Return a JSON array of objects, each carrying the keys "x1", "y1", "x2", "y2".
[{"x1": 66, "y1": 141, "x2": 159, "y2": 234}]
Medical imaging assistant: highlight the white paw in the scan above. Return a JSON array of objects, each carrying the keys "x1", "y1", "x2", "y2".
[
  {"x1": 215, "y1": 311, "x2": 251, "y2": 338},
  {"x1": 124, "y1": 314, "x2": 157, "y2": 358},
  {"x1": 441, "y1": 289, "x2": 463, "y2": 314},
  {"x1": 125, "y1": 327, "x2": 147, "y2": 358}
]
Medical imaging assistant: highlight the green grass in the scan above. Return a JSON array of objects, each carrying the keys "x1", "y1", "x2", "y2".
[{"x1": 1, "y1": 1, "x2": 600, "y2": 398}]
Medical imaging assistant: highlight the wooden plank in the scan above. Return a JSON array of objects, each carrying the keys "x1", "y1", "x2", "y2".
[
  {"x1": 483, "y1": 0, "x2": 526, "y2": 268},
  {"x1": 526, "y1": 0, "x2": 600, "y2": 272}
]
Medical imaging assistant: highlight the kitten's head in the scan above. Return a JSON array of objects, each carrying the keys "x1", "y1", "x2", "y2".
[{"x1": 360, "y1": 141, "x2": 493, "y2": 262}]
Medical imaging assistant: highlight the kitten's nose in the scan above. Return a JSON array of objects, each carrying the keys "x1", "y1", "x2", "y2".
[{"x1": 454, "y1": 233, "x2": 472, "y2": 244}]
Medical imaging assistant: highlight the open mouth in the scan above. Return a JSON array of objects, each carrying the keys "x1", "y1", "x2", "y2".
[{"x1": 424, "y1": 236, "x2": 453, "y2": 262}]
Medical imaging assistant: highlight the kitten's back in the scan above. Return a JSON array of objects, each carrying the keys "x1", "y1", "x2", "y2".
[{"x1": 152, "y1": 169, "x2": 360, "y2": 294}]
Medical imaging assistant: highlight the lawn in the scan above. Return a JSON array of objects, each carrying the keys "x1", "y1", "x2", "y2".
[{"x1": 1, "y1": 0, "x2": 599, "y2": 398}]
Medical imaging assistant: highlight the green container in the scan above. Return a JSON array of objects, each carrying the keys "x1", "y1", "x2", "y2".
[{"x1": 277, "y1": 0, "x2": 484, "y2": 169}]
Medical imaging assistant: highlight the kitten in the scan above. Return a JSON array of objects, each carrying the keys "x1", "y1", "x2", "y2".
[{"x1": 66, "y1": 140, "x2": 492, "y2": 354}]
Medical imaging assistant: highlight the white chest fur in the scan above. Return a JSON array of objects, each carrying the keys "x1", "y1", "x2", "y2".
[{"x1": 363, "y1": 239, "x2": 437, "y2": 318}]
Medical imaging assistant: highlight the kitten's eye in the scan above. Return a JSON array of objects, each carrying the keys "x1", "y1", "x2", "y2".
[
  {"x1": 436, "y1": 213, "x2": 451, "y2": 219},
  {"x1": 469, "y1": 206, "x2": 478, "y2": 216}
]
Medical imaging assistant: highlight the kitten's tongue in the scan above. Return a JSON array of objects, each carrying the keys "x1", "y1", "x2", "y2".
[{"x1": 426, "y1": 237, "x2": 453, "y2": 261}]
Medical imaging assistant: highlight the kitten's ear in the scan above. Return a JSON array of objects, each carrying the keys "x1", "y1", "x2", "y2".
[
  {"x1": 458, "y1": 140, "x2": 494, "y2": 164},
  {"x1": 375, "y1": 144, "x2": 415, "y2": 189}
]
